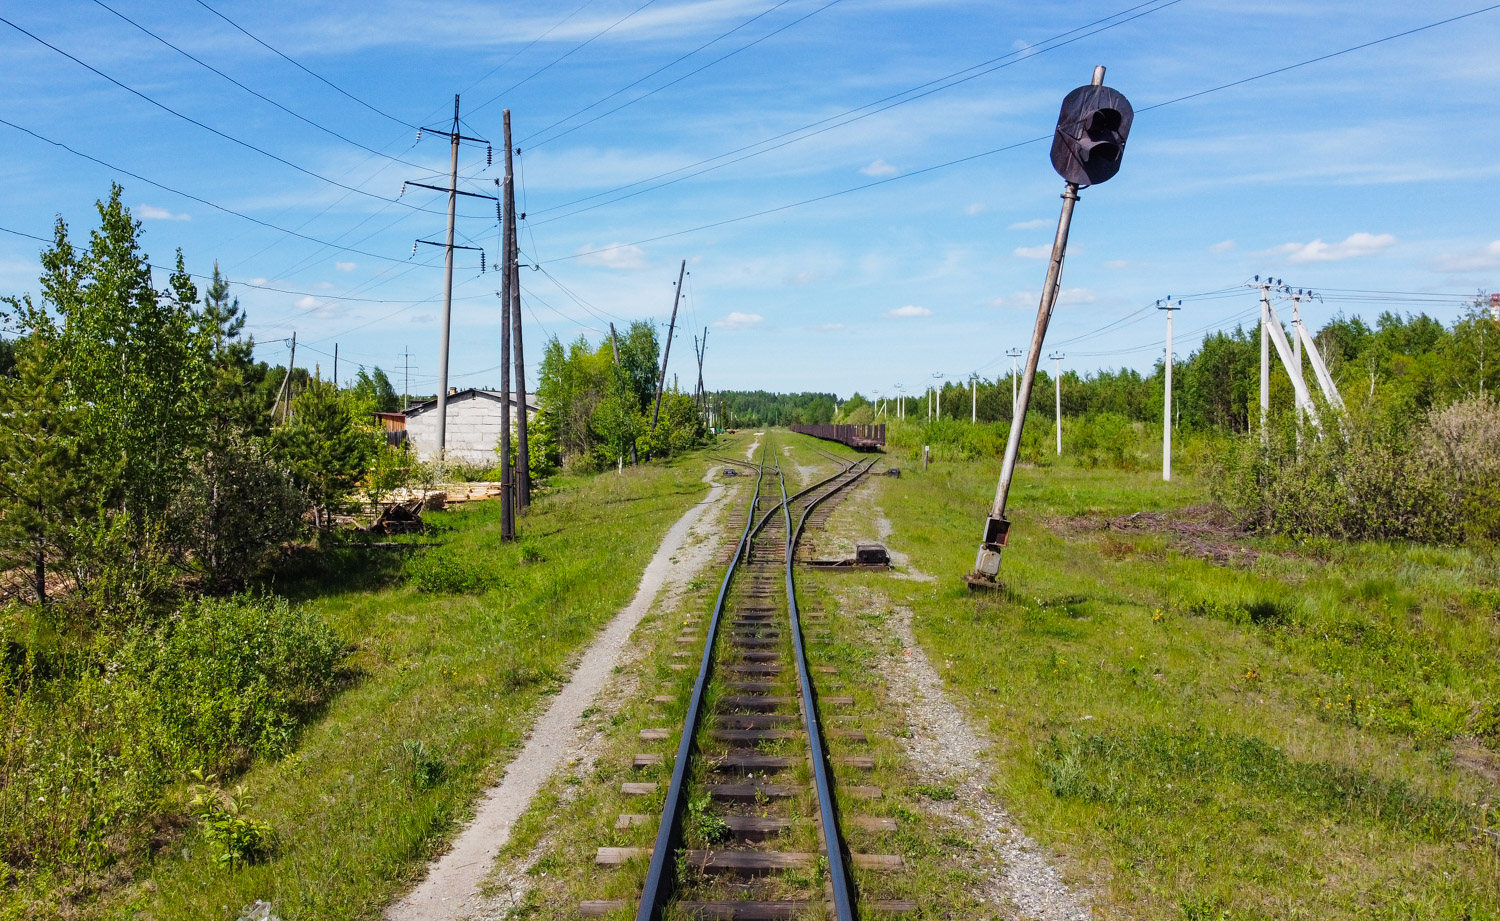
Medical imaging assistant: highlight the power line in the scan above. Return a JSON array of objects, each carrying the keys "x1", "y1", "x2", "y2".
[
  {"x1": 468, "y1": 0, "x2": 663, "y2": 117},
  {"x1": 523, "y1": 0, "x2": 835, "y2": 148},
  {"x1": 527, "y1": 0, "x2": 1182, "y2": 223},
  {"x1": 538, "y1": 5, "x2": 1498, "y2": 265},
  {"x1": 86, "y1": 0, "x2": 426, "y2": 169},
  {"x1": 455, "y1": 0, "x2": 602, "y2": 102},
  {"x1": 188, "y1": 0, "x2": 417, "y2": 129},
  {"x1": 0, "y1": 14, "x2": 445, "y2": 214},
  {"x1": 0, "y1": 118, "x2": 426, "y2": 265}
]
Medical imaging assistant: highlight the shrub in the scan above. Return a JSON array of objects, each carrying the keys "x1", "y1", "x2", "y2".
[
  {"x1": 403, "y1": 547, "x2": 499, "y2": 594},
  {"x1": 187, "y1": 772, "x2": 277, "y2": 868},
  {"x1": 121, "y1": 594, "x2": 345, "y2": 768}
]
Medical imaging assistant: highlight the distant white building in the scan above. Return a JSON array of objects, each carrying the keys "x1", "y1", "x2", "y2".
[{"x1": 404, "y1": 388, "x2": 539, "y2": 466}]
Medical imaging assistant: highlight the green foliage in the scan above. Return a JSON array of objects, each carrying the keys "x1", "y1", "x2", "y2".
[
  {"x1": 0, "y1": 340, "x2": 91, "y2": 603},
  {"x1": 719, "y1": 389, "x2": 836, "y2": 426},
  {"x1": 1039, "y1": 726, "x2": 1472, "y2": 839},
  {"x1": 186, "y1": 773, "x2": 277, "y2": 869},
  {"x1": 0, "y1": 594, "x2": 341, "y2": 884},
  {"x1": 686, "y1": 792, "x2": 729, "y2": 845},
  {"x1": 122, "y1": 594, "x2": 345, "y2": 767},
  {"x1": 177, "y1": 440, "x2": 305, "y2": 588},
  {"x1": 350, "y1": 366, "x2": 401, "y2": 413},
  {"x1": 272, "y1": 380, "x2": 379, "y2": 528},
  {"x1": 1211, "y1": 395, "x2": 1500, "y2": 544},
  {"x1": 401, "y1": 740, "x2": 446, "y2": 790},
  {"x1": 536, "y1": 322, "x2": 706, "y2": 467},
  {"x1": 403, "y1": 546, "x2": 497, "y2": 594}
]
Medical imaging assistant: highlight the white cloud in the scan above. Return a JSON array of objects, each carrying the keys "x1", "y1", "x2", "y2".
[
  {"x1": 1104, "y1": 259, "x2": 1130, "y2": 270},
  {"x1": 248, "y1": 277, "x2": 269, "y2": 287},
  {"x1": 965, "y1": 203, "x2": 986, "y2": 216},
  {"x1": 713, "y1": 311, "x2": 764, "y2": 329},
  {"x1": 787, "y1": 270, "x2": 818, "y2": 286},
  {"x1": 1209, "y1": 239, "x2": 1235, "y2": 254},
  {"x1": 1009, "y1": 218, "x2": 1050, "y2": 230},
  {"x1": 885, "y1": 305, "x2": 931, "y2": 318},
  {"x1": 989, "y1": 288, "x2": 1095, "y2": 309},
  {"x1": 577, "y1": 243, "x2": 648, "y2": 270},
  {"x1": 1013, "y1": 244, "x2": 1052, "y2": 260},
  {"x1": 138, "y1": 204, "x2": 189, "y2": 221},
  {"x1": 1433, "y1": 240, "x2": 1500, "y2": 272},
  {"x1": 816, "y1": 322, "x2": 846, "y2": 331},
  {"x1": 1266, "y1": 232, "x2": 1396, "y2": 264},
  {"x1": 859, "y1": 159, "x2": 898, "y2": 178},
  {"x1": 335, "y1": 261, "x2": 357, "y2": 272}
]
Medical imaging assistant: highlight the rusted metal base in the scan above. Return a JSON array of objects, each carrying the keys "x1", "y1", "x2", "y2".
[
  {"x1": 963, "y1": 572, "x2": 1003, "y2": 592},
  {"x1": 804, "y1": 560, "x2": 890, "y2": 571}
]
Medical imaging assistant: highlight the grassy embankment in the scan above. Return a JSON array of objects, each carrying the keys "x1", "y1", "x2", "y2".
[
  {"x1": 857, "y1": 456, "x2": 1500, "y2": 919},
  {"x1": 58, "y1": 457, "x2": 712, "y2": 921}
]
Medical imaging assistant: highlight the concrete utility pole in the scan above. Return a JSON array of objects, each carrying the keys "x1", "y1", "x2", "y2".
[
  {"x1": 1158, "y1": 299, "x2": 1180, "y2": 481},
  {"x1": 1007, "y1": 348, "x2": 1024, "y2": 416},
  {"x1": 1260, "y1": 280, "x2": 1271, "y2": 441},
  {"x1": 402, "y1": 346, "x2": 410, "y2": 411},
  {"x1": 651, "y1": 260, "x2": 687, "y2": 433},
  {"x1": 408, "y1": 95, "x2": 494, "y2": 469},
  {"x1": 970, "y1": 373, "x2": 978, "y2": 423},
  {"x1": 933, "y1": 372, "x2": 945, "y2": 419},
  {"x1": 1050, "y1": 351, "x2": 1064, "y2": 454},
  {"x1": 971, "y1": 64, "x2": 1133, "y2": 587}
]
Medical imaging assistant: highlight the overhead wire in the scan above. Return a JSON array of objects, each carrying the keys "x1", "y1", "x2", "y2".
[
  {"x1": 0, "y1": 14, "x2": 450, "y2": 214},
  {"x1": 526, "y1": 0, "x2": 1183, "y2": 223},
  {"x1": 86, "y1": 0, "x2": 428, "y2": 169},
  {"x1": 468, "y1": 0, "x2": 663, "y2": 117},
  {"x1": 523, "y1": 0, "x2": 842, "y2": 149},
  {"x1": 188, "y1": 0, "x2": 417, "y2": 129},
  {"x1": 536, "y1": 4, "x2": 1500, "y2": 265}
]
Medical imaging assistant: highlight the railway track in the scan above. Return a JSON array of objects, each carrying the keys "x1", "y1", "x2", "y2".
[{"x1": 586, "y1": 444, "x2": 896, "y2": 920}]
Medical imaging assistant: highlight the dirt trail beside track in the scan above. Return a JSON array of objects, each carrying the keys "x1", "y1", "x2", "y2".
[{"x1": 385, "y1": 465, "x2": 733, "y2": 921}]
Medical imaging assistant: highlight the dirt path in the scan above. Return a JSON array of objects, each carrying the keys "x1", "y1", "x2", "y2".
[{"x1": 385, "y1": 465, "x2": 734, "y2": 921}]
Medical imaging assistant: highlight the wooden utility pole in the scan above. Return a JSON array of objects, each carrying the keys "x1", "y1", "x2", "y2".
[
  {"x1": 694, "y1": 327, "x2": 708, "y2": 415},
  {"x1": 650, "y1": 259, "x2": 686, "y2": 433},
  {"x1": 332, "y1": 343, "x2": 339, "y2": 388},
  {"x1": 609, "y1": 322, "x2": 622, "y2": 364},
  {"x1": 271, "y1": 331, "x2": 296, "y2": 423},
  {"x1": 510, "y1": 124, "x2": 531, "y2": 512},
  {"x1": 499, "y1": 109, "x2": 516, "y2": 541}
]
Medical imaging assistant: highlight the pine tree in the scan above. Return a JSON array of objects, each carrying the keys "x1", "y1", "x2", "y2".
[{"x1": 273, "y1": 380, "x2": 376, "y2": 528}]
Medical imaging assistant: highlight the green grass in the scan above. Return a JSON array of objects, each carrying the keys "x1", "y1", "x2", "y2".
[
  {"x1": 51, "y1": 457, "x2": 712, "y2": 921},
  {"x1": 862, "y1": 457, "x2": 1500, "y2": 920}
]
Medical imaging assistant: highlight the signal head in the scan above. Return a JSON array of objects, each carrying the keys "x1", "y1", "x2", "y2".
[{"x1": 1049, "y1": 82, "x2": 1133, "y2": 186}]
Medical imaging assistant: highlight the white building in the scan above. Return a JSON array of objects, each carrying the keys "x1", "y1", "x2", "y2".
[{"x1": 404, "y1": 388, "x2": 539, "y2": 466}]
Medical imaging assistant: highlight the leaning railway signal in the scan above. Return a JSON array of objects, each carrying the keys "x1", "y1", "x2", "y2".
[{"x1": 967, "y1": 65, "x2": 1132, "y2": 590}]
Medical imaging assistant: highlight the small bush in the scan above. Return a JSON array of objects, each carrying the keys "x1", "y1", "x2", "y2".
[
  {"x1": 187, "y1": 773, "x2": 277, "y2": 868},
  {"x1": 402, "y1": 739, "x2": 445, "y2": 790},
  {"x1": 404, "y1": 548, "x2": 494, "y2": 594}
]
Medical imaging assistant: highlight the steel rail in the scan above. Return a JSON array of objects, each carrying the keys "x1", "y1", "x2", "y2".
[
  {"x1": 782, "y1": 456, "x2": 879, "y2": 921},
  {"x1": 745, "y1": 452, "x2": 859, "y2": 543},
  {"x1": 635, "y1": 447, "x2": 768, "y2": 921},
  {"x1": 777, "y1": 465, "x2": 858, "y2": 921}
]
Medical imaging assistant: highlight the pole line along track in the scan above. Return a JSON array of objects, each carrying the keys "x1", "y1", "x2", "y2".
[{"x1": 587, "y1": 440, "x2": 887, "y2": 919}]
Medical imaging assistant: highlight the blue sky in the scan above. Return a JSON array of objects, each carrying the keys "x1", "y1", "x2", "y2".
[{"x1": 2, "y1": 0, "x2": 1497, "y2": 398}]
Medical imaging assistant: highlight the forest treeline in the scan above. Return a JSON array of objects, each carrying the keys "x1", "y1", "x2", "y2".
[{"x1": 827, "y1": 299, "x2": 1500, "y2": 544}]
